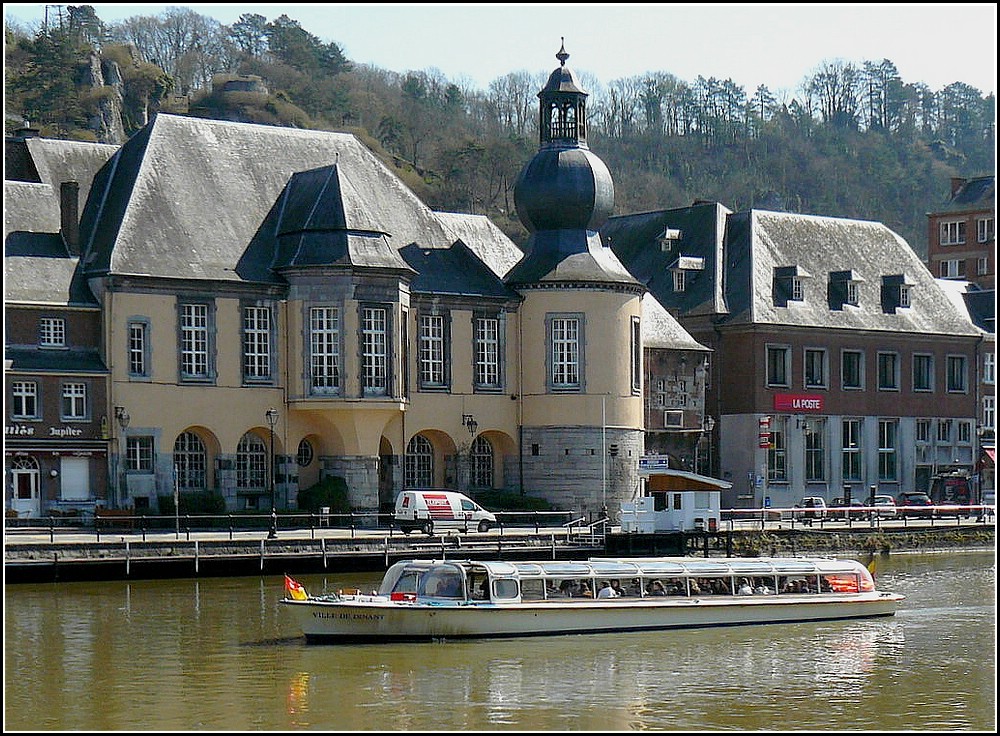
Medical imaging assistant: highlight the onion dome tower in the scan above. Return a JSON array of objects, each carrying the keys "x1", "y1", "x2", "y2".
[
  {"x1": 508, "y1": 41, "x2": 644, "y2": 517},
  {"x1": 507, "y1": 41, "x2": 638, "y2": 286}
]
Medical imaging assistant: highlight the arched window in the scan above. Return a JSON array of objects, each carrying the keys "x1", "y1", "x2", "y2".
[
  {"x1": 470, "y1": 435, "x2": 494, "y2": 489},
  {"x1": 173, "y1": 431, "x2": 207, "y2": 490},
  {"x1": 405, "y1": 435, "x2": 433, "y2": 487},
  {"x1": 11, "y1": 456, "x2": 39, "y2": 471},
  {"x1": 296, "y1": 438, "x2": 314, "y2": 467},
  {"x1": 236, "y1": 432, "x2": 267, "y2": 490}
]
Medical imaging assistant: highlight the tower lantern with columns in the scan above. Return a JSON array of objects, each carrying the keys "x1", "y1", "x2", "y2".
[{"x1": 507, "y1": 41, "x2": 646, "y2": 516}]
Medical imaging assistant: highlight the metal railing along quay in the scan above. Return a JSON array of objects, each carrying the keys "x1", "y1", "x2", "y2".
[
  {"x1": 3, "y1": 508, "x2": 586, "y2": 544},
  {"x1": 719, "y1": 503, "x2": 995, "y2": 531}
]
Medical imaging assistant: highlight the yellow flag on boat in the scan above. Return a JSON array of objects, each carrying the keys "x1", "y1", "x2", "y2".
[
  {"x1": 284, "y1": 574, "x2": 308, "y2": 601},
  {"x1": 866, "y1": 554, "x2": 877, "y2": 578}
]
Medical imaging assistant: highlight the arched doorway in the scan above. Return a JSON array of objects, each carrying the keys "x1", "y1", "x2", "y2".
[
  {"x1": 378, "y1": 436, "x2": 396, "y2": 514},
  {"x1": 9, "y1": 456, "x2": 40, "y2": 517}
]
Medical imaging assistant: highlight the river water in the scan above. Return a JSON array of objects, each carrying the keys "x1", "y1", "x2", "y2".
[{"x1": 4, "y1": 550, "x2": 995, "y2": 731}]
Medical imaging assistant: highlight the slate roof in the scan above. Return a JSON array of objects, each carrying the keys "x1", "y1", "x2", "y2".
[
  {"x1": 938, "y1": 279, "x2": 995, "y2": 334},
  {"x1": 5, "y1": 137, "x2": 118, "y2": 210},
  {"x1": 4, "y1": 181, "x2": 94, "y2": 305},
  {"x1": 4, "y1": 346, "x2": 107, "y2": 373},
  {"x1": 602, "y1": 202, "x2": 731, "y2": 317},
  {"x1": 734, "y1": 210, "x2": 980, "y2": 335},
  {"x1": 4, "y1": 138, "x2": 118, "y2": 306},
  {"x1": 263, "y1": 163, "x2": 414, "y2": 275},
  {"x1": 78, "y1": 114, "x2": 518, "y2": 295},
  {"x1": 399, "y1": 240, "x2": 521, "y2": 300},
  {"x1": 604, "y1": 203, "x2": 981, "y2": 338},
  {"x1": 936, "y1": 175, "x2": 995, "y2": 213},
  {"x1": 641, "y1": 294, "x2": 710, "y2": 351},
  {"x1": 436, "y1": 211, "x2": 524, "y2": 278}
]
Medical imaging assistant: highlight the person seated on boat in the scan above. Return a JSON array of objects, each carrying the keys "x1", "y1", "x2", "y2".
[
  {"x1": 688, "y1": 580, "x2": 701, "y2": 595},
  {"x1": 647, "y1": 579, "x2": 667, "y2": 596},
  {"x1": 470, "y1": 576, "x2": 490, "y2": 600},
  {"x1": 429, "y1": 573, "x2": 463, "y2": 598},
  {"x1": 596, "y1": 581, "x2": 618, "y2": 599},
  {"x1": 711, "y1": 578, "x2": 729, "y2": 595},
  {"x1": 578, "y1": 582, "x2": 594, "y2": 598},
  {"x1": 558, "y1": 579, "x2": 575, "y2": 597},
  {"x1": 737, "y1": 578, "x2": 753, "y2": 596},
  {"x1": 597, "y1": 580, "x2": 624, "y2": 599},
  {"x1": 665, "y1": 579, "x2": 685, "y2": 596}
]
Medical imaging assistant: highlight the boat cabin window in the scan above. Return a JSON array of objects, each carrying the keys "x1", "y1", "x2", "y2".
[
  {"x1": 657, "y1": 577, "x2": 687, "y2": 596},
  {"x1": 778, "y1": 576, "x2": 814, "y2": 593},
  {"x1": 750, "y1": 576, "x2": 776, "y2": 595},
  {"x1": 822, "y1": 574, "x2": 860, "y2": 593},
  {"x1": 468, "y1": 572, "x2": 490, "y2": 600},
  {"x1": 385, "y1": 569, "x2": 422, "y2": 596},
  {"x1": 520, "y1": 578, "x2": 547, "y2": 601},
  {"x1": 420, "y1": 566, "x2": 465, "y2": 598},
  {"x1": 492, "y1": 578, "x2": 519, "y2": 600},
  {"x1": 378, "y1": 563, "x2": 465, "y2": 599},
  {"x1": 552, "y1": 579, "x2": 594, "y2": 598}
]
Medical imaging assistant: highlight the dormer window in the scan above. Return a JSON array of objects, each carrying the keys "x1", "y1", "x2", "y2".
[
  {"x1": 880, "y1": 274, "x2": 914, "y2": 313},
  {"x1": 659, "y1": 228, "x2": 682, "y2": 253},
  {"x1": 773, "y1": 265, "x2": 811, "y2": 307},
  {"x1": 827, "y1": 270, "x2": 864, "y2": 311},
  {"x1": 671, "y1": 256, "x2": 703, "y2": 293}
]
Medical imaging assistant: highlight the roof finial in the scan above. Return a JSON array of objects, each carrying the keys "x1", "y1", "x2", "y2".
[{"x1": 556, "y1": 38, "x2": 569, "y2": 67}]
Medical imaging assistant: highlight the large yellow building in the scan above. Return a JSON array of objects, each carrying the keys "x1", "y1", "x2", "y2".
[{"x1": 44, "y1": 47, "x2": 650, "y2": 518}]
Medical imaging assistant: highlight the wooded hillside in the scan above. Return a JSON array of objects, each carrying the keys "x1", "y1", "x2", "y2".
[{"x1": 5, "y1": 6, "x2": 995, "y2": 254}]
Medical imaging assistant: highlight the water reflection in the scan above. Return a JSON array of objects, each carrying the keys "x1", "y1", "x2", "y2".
[{"x1": 5, "y1": 551, "x2": 995, "y2": 731}]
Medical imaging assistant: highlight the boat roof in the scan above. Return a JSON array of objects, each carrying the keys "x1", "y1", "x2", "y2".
[{"x1": 398, "y1": 557, "x2": 865, "y2": 577}]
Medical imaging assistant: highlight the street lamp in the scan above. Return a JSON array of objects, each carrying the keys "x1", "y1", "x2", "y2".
[
  {"x1": 114, "y1": 406, "x2": 130, "y2": 509},
  {"x1": 265, "y1": 407, "x2": 278, "y2": 539}
]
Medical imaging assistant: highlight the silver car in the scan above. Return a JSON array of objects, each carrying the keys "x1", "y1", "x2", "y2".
[{"x1": 871, "y1": 495, "x2": 897, "y2": 519}]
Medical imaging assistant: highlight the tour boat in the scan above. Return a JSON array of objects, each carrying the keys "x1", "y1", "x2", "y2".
[{"x1": 281, "y1": 555, "x2": 903, "y2": 642}]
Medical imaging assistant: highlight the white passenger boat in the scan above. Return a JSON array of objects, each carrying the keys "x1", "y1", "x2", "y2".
[{"x1": 282, "y1": 556, "x2": 903, "y2": 643}]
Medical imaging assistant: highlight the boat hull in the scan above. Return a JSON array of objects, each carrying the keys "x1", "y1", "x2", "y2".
[{"x1": 283, "y1": 593, "x2": 903, "y2": 643}]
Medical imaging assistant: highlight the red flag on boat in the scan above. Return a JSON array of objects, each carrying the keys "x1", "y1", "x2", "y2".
[{"x1": 284, "y1": 574, "x2": 308, "y2": 601}]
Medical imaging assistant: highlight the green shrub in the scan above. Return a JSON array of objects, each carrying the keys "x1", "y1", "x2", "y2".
[
  {"x1": 157, "y1": 490, "x2": 226, "y2": 515},
  {"x1": 296, "y1": 475, "x2": 350, "y2": 514}
]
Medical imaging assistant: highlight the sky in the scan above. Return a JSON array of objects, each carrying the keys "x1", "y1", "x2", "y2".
[{"x1": 4, "y1": 3, "x2": 997, "y2": 97}]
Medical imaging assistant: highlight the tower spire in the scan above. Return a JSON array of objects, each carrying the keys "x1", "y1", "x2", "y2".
[{"x1": 557, "y1": 38, "x2": 569, "y2": 67}]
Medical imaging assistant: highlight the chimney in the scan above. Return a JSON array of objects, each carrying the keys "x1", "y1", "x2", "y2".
[
  {"x1": 60, "y1": 181, "x2": 80, "y2": 255},
  {"x1": 950, "y1": 177, "x2": 967, "y2": 197}
]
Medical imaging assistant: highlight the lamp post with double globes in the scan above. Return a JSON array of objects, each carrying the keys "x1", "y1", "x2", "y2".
[{"x1": 265, "y1": 407, "x2": 278, "y2": 539}]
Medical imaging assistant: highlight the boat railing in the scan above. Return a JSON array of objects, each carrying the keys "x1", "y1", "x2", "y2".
[{"x1": 564, "y1": 516, "x2": 608, "y2": 546}]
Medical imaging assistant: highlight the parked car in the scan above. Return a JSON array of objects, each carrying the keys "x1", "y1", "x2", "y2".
[
  {"x1": 795, "y1": 496, "x2": 827, "y2": 524},
  {"x1": 896, "y1": 491, "x2": 934, "y2": 517},
  {"x1": 829, "y1": 497, "x2": 865, "y2": 520},
  {"x1": 871, "y1": 495, "x2": 898, "y2": 519}
]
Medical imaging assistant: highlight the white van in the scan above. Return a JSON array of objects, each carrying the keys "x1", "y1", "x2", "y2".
[{"x1": 394, "y1": 489, "x2": 496, "y2": 535}]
